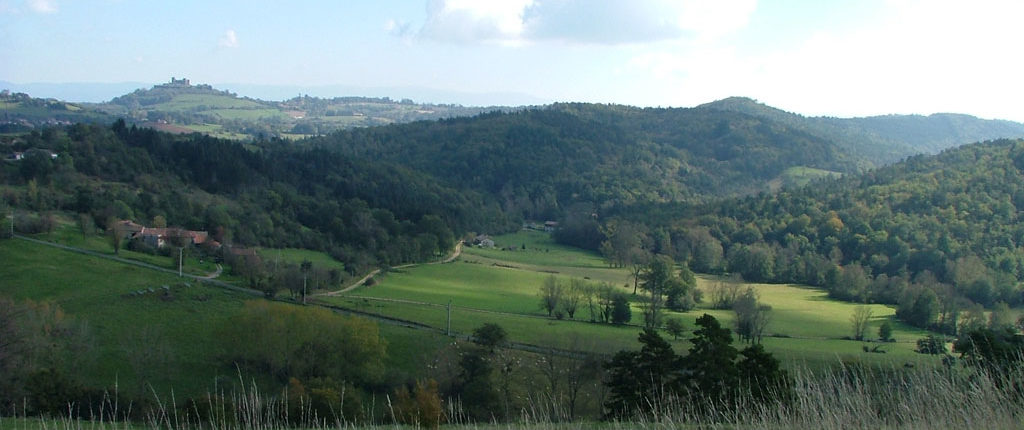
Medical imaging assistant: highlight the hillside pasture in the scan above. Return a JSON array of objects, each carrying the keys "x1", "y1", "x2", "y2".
[
  {"x1": 334, "y1": 229, "x2": 943, "y2": 367},
  {"x1": 0, "y1": 237, "x2": 248, "y2": 396},
  {"x1": 147, "y1": 93, "x2": 267, "y2": 112}
]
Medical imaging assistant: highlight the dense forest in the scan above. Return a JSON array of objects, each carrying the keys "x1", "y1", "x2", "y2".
[
  {"x1": 314, "y1": 103, "x2": 861, "y2": 221},
  {"x1": 600, "y1": 139, "x2": 1024, "y2": 333},
  {"x1": 1, "y1": 121, "x2": 513, "y2": 277}
]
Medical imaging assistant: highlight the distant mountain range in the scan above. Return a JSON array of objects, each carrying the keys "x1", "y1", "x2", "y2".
[{"x1": 3, "y1": 80, "x2": 1024, "y2": 169}]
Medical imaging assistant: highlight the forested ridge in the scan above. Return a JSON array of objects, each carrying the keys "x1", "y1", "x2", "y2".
[
  {"x1": 313, "y1": 103, "x2": 862, "y2": 220},
  {"x1": 699, "y1": 97, "x2": 1024, "y2": 164},
  {"x1": 604, "y1": 139, "x2": 1024, "y2": 332}
]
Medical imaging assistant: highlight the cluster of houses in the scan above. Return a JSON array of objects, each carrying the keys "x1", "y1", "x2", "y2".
[
  {"x1": 472, "y1": 234, "x2": 496, "y2": 248},
  {"x1": 114, "y1": 220, "x2": 261, "y2": 265},
  {"x1": 114, "y1": 220, "x2": 219, "y2": 250}
]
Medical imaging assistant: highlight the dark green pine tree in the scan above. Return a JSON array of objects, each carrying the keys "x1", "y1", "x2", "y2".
[
  {"x1": 737, "y1": 343, "x2": 791, "y2": 404},
  {"x1": 683, "y1": 314, "x2": 738, "y2": 403},
  {"x1": 603, "y1": 328, "x2": 681, "y2": 419}
]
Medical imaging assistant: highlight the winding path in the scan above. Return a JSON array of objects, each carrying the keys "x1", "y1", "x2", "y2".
[{"x1": 318, "y1": 240, "x2": 462, "y2": 296}]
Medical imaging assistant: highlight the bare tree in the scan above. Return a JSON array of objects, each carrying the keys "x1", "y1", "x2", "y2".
[
  {"x1": 708, "y1": 279, "x2": 742, "y2": 309},
  {"x1": 539, "y1": 275, "x2": 564, "y2": 317},
  {"x1": 78, "y1": 213, "x2": 94, "y2": 239},
  {"x1": 734, "y1": 287, "x2": 772, "y2": 344},
  {"x1": 563, "y1": 278, "x2": 586, "y2": 319},
  {"x1": 106, "y1": 217, "x2": 129, "y2": 255},
  {"x1": 628, "y1": 248, "x2": 652, "y2": 295},
  {"x1": 850, "y1": 305, "x2": 874, "y2": 341},
  {"x1": 596, "y1": 283, "x2": 616, "y2": 323},
  {"x1": 534, "y1": 334, "x2": 602, "y2": 422}
]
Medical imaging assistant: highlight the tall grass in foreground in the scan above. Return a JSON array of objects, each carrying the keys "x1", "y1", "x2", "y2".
[{"x1": 5, "y1": 363, "x2": 1022, "y2": 430}]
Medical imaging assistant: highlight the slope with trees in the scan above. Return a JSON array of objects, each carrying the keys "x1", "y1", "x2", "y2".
[
  {"x1": 314, "y1": 103, "x2": 864, "y2": 222},
  {"x1": 699, "y1": 97, "x2": 1024, "y2": 165},
  {"x1": 1, "y1": 121, "x2": 512, "y2": 278},
  {"x1": 611, "y1": 138, "x2": 1024, "y2": 333}
]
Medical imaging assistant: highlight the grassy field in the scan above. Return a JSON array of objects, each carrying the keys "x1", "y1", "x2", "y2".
[
  {"x1": 261, "y1": 247, "x2": 346, "y2": 273},
  {"x1": 326, "y1": 229, "x2": 944, "y2": 368},
  {"x1": 0, "y1": 224, "x2": 449, "y2": 399},
  {"x1": 0, "y1": 237, "x2": 248, "y2": 396},
  {"x1": 148, "y1": 94, "x2": 267, "y2": 112},
  {"x1": 184, "y1": 123, "x2": 251, "y2": 140},
  {"x1": 770, "y1": 166, "x2": 844, "y2": 191}
]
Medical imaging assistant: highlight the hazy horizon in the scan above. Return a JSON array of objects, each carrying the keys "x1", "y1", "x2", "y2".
[{"x1": 3, "y1": 1, "x2": 1022, "y2": 121}]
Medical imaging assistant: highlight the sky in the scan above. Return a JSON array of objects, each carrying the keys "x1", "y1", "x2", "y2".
[{"x1": 1, "y1": 0, "x2": 1022, "y2": 121}]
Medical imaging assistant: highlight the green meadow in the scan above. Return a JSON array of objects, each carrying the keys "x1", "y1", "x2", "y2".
[
  {"x1": 148, "y1": 93, "x2": 266, "y2": 112},
  {"x1": 0, "y1": 237, "x2": 249, "y2": 396},
  {"x1": 1, "y1": 220, "x2": 946, "y2": 401},
  {"x1": 326, "y1": 229, "x2": 944, "y2": 367},
  {"x1": 262, "y1": 247, "x2": 347, "y2": 273}
]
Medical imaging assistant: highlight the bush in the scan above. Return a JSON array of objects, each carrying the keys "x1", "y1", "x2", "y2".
[{"x1": 916, "y1": 335, "x2": 947, "y2": 355}]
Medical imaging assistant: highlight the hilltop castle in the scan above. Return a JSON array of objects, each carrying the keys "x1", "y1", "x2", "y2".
[{"x1": 167, "y1": 77, "x2": 191, "y2": 87}]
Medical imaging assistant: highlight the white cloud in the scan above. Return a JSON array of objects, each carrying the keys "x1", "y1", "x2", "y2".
[
  {"x1": 26, "y1": 0, "x2": 58, "y2": 13},
  {"x1": 676, "y1": 0, "x2": 757, "y2": 41},
  {"x1": 619, "y1": 0, "x2": 1024, "y2": 120},
  {"x1": 417, "y1": 0, "x2": 533, "y2": 45},
  {"x1": 412, "y1": 0, "x2": 758, "y2": 46},
  {"x1": 219, "y1": 29, "x2": 239, "y2": 48},
  {"x1": 745, "y1": 0, "x2": 1024, "y2": 118}
]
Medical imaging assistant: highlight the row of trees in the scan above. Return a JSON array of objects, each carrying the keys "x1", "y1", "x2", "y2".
[{"x1": 538, "y1": 276, "x2": 632, "y2": 324}]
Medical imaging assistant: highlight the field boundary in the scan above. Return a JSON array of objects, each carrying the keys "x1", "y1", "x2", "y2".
[
  {"x1": 311, "y1": 298, "x2": 607, "y2": 359},
  {"x1": 12, "y1": 234, "x2": 261, "y2": 297}
]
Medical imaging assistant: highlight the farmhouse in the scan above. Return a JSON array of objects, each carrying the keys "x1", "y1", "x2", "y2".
[{"x1": 118, "y1": 220, "x2": 209, "y2": 249}]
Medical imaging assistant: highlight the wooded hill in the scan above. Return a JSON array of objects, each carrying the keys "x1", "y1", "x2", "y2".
[
  {"x1": 700, "y1": 97, "x2": 1024, "y2": 164},
  {"x1": 1, "y1": 82, "x2": 509, "y2": 139},
  {"x1": 606, "y1": 138, "x2": 1024, "y2": 333},
  {"x1": 312, "y1": 103, "x2": 862, "y2": 221},
  {"x1": 5, "y1": 81, "x2": 1023, "y2": 154}
]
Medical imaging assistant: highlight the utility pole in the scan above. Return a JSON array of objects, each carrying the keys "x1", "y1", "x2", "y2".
[
  {"x1": 446, "y1": 299, "x2": 452, "y2": 336},
  {"x1": 178, "y1": 247, "x2": 183, "y2": 277},
  {"x1": 301, "y1": 260, "x2": 312, "y2": 305}
]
